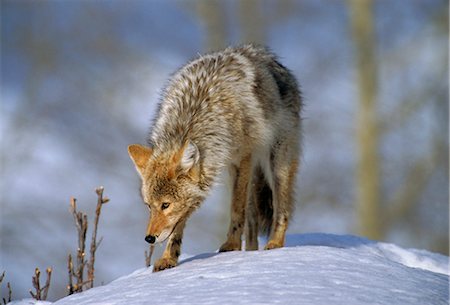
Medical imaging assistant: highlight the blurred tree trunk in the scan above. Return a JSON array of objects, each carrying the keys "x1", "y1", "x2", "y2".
[
  {"x1": 195, "y1": 0, "x2": 227, "y2": 51},
  {"x1": 349, "y1": 0, "x2": 383, "y2": 240},
  {"x1": 238, "y1": 0, "x2": 265, "y2": 44}
]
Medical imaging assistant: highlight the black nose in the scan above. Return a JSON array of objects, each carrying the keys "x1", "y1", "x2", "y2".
[{"x1": 145, "y1": 235, "x2": 156, "y2": 244}]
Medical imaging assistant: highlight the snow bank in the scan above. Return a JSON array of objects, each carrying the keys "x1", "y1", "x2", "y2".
[
  {"x1": 284, "y1": 233, "x2": 449, "y2": 275},
  {"x1": 8, "y1": 300, "x2": 52, "y2": 305},
  {"x1": 12, "y1": 234, "x2": 450, "y2": 305}
]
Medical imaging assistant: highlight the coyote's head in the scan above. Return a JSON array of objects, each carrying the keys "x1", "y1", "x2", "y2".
[{"x1": 128, "y1": 142, "x2": 203, "y2": 244}]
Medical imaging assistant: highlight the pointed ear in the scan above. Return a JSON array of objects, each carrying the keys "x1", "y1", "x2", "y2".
[
  {"x1": 128, "y1": 144, "x2": 153, "y2": 176},
  {"x1": 179, "y1": 141, "x2": 200, "y2": 174}
]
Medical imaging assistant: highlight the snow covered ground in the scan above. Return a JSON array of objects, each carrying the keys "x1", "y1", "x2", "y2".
[{"x1": 10, "y1": 233, "x2": 449, "y2": 305}]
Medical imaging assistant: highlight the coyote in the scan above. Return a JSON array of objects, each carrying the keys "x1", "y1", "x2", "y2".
[{"x1": 128, "y1": 44, "x2": 302, "y2": 272}]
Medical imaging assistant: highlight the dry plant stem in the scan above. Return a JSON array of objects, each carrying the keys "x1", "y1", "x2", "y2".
[
  {"x1": 70, "y1": 197, "x2": 88, "y2": 293},
  {"x1": 67, "y1": 254, "x2": 74, "y2": 295},
  {"x1": 30, "y1": 267, "x2": 52, "y2": 301},
  {"x1": 29, "y1": 268, "x2": 41, "y2": 300},
  {"x1": 6, "y1": 282, "x2": 12, "y2": 304},
  {"x1": 145, "y1": 245, "x2": 155, "y2": 267},
  {"x1": 1, "y1": 271, "x2": 12, "y2": 305},
  {"x1": 42, "y1": 268, "x2": 52, "y2": 300},
  {"x1": 87, "y1": 186, "x2": 109, "y2": 289},
  {"x1": 67, "y1": 187, "x2": 109, "y2": 295}
]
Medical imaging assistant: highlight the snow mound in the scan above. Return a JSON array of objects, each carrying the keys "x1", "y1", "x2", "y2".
[
  {"x1": 17, "y1": 234, "x2": 450, "y2": 305},
  {"x1": 285, "y1": 233, "x2": 449, "y2": 275},
  {"x1": 8, "y1": 300, "x2": 52, "y2": 305}
]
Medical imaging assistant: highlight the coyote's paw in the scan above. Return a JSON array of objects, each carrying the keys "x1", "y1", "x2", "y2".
[
  {"x1": 264, "y1": 240, "x2": 284, "y2": 250},
  {"x1": 153, "y1": 257, "x2": 177, "y2": 272},
  {"x1": 219, "y1": 240, "x2": 241, "y2": 252}
]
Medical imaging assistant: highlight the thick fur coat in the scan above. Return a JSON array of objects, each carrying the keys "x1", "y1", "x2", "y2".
[{"x1": 128, "y1": 44, "x2": 302, "y2": 272}]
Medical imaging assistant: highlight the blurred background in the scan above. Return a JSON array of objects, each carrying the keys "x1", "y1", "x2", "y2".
[{"x1": 1, "y1": 0, "x2": 448, "y2": 301}]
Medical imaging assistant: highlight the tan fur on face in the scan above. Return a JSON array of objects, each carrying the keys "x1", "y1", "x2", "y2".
[{"x1": 145, "y1": 209, "x2": 168, "y2": 239}]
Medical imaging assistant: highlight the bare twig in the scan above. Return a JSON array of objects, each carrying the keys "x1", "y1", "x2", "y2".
[
  {"x1": 70, "y1": 197, "x2": 88, "y2": 292},
  {"x1": 67, "y1": 254, "x2": 74, "y2": 295},
  {"x1": 29, "y1": 268, "x2": 41, "y2": 300},
  {"x1": 69, "y1": 196, "x2": 88, "y2": 293},
  {"x1": 87, "y1": 186, "x2": 109, "y2": 289},
  {"x1": 6, "y1": 282, "x2": 12, "y2": 304},
  {"x1": 1, "y1": 271, "x2": 12, "y2": 305},
  {"x1": 145, "y1": 245, "x2": 155, "y2": 268},
  {"x1": 42, "y1": 268, "x2": 52, "y2": 300},
  {"x1": 67, "y1": 187, "x2": 109, "y2": 295},
  {"x1": 29, "y1": 267, "x2": 51, "y2": 300}
]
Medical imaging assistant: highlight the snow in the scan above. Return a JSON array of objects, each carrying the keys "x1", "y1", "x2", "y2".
[
  {"x1": 10, "y1": 234, "x2": 449, "y2": 305},
  {"x1": 8, "y1": 301, "x2": 52, "y2": 305}
]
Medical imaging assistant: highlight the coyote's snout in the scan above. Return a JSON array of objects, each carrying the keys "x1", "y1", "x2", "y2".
[{"x1": 128, "y1": 44, "x2": 302, "y2": 272}]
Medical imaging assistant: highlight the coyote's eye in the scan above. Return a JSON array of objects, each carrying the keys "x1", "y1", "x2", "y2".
[{"x1": 161, "y1": 202, "x2": 170, "y2": 210}]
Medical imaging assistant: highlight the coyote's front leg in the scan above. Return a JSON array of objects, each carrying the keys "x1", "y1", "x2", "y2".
[
  {"x1": 153, "y1": 220, "x2": 186, "y2": 272},
  {"x1": 219, "y1": 155, "x2": 252, "y2": 252}
]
